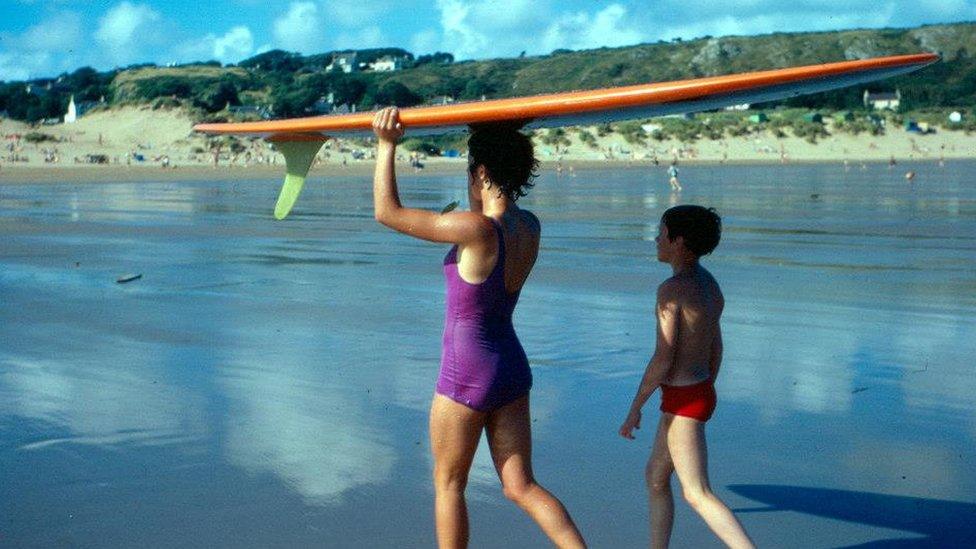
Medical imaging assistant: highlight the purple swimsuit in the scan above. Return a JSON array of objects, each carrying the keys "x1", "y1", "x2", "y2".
[{"x1": 437, "y1": 221, "x2": 533, "y2": 412}]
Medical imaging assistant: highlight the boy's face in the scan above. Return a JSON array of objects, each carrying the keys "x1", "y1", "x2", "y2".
[{"x1": 655, "y1": 223, "x2": 673, "y2": 262}]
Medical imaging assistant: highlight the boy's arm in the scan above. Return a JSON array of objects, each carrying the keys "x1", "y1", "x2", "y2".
[
  {"x1": 620, "y1": 283, "x2": 680, "y2": 439},
  {"x1": 708, "y1": 323, "x2": 723, "y2": 382}
]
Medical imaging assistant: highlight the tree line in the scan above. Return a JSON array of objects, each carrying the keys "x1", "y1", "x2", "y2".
[{"x1": 2, "y1": 24, "x2": 974, "y2": 124}]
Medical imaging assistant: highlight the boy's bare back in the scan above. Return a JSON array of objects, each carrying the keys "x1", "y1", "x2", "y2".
[{"x1": 658, "y1": 265, "x2": 724, "y2": 386}]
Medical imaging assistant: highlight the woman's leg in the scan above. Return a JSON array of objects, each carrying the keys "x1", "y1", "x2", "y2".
[
  {"x1": 430, "y1": 394, "x2": 488, "y2": 549},
  {"x1": 647, "y1": 414, "x2": 676, "y2": 549},
  {"x1": 485, "y1": 395, "x2": 586, "y2": 549},
  {"x1": 667, "y1": 416, "x2": 755, "y2": 549}
]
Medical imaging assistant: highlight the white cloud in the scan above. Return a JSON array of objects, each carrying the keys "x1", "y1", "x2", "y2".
[
  {"x1": 409, "y1": 29, "x2": 440, "y2": 55},
  {"x1": 273, "y1": 2, "x2": 324, "y2": 53},
  {"x1": 173, "y1": 25, "x2": 256, "y2": 65},
  {"x1": 334, "y1": 25, "x2": 386, "y2": 49},
  {"x1": 435, "y1": 0, "x2": 488, "y2": 59},
  {"x1": 322, "y1": 0, "x2": 391, "y2": 27},
  {"x1": 21, "y1": 12, "x2": 84, "y2": 51},
  {"x1": 0, "y1": 11, "x2": 85, "y2": 80},
  {"x1": 433, "y1": 0, "x2": 643, "y2": 59},
  {"x1": 468, "y1": 0, "x2": 542, "y2": 30},
  {"x1": 94, "y1": 2, "x2": 162, "y2": 63},
  {"x1": 0, "y1": 52, "x2": 36, "y2": 81},
  {"x1": 541, "y1": 4, "x2": 645, "y2": 52},
  {"x1": 213, "y1": 26, "x2": 255, "y2": 62}
]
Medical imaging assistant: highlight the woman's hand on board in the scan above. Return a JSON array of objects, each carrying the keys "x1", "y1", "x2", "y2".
[{"x1": 372, "y1": 106, "x2": 405, "y2": 146}]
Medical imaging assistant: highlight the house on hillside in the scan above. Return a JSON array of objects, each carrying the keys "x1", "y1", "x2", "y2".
[
  {"x1": 724, "y1": 103, "x2": 750, "y2": 111},
  {"x1": 864, "y1": 90, "x2": 901, "y2": 110},
  {"x1": 64, "y1": 95, "x2": 101, "y2": 123},
  {"x1": 227, "y1": 104, "x2": 272, "y2": 119},
  {"x1": 427, "y1": 95, "x2": 455, "y2": 106},
  {"x1": 370, "y1": 55, "x2": 407, "y2": 72},
  {"x1": 25, "y1": 82, "x2": 53, "y2": 97},
  {"x1": 327, "y1": 52, "x2": 359, "y2": 73}
]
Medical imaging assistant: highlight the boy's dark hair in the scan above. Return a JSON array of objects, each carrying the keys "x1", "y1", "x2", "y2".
[
  {"x1": 661, "y1": 205, "x2": 722, "y2": 257},
  {"x1": 467, "y1": 126, "x2": 538, "y2": 201}
]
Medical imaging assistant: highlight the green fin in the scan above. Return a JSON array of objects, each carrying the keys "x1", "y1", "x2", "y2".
[
  {"x1": 441, "y1": 200, "x2": 460, "y2": 214},
  {"x1": 273, "y1": 140, "x2": 327, "y2": 220}
]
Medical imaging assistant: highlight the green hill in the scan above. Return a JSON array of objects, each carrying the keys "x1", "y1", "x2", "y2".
[{"x1": 1, "y1": 22, "x2": 974, "y2": 124}]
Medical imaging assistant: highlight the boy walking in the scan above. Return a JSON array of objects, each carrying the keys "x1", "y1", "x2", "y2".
[{"x1": 619, "y1": 205, "x2": 754, "y2": 549}]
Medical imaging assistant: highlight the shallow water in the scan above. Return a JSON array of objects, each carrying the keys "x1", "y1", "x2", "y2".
[{"x1": 2, "y1": 161, "x2": 975, "y2": 547}]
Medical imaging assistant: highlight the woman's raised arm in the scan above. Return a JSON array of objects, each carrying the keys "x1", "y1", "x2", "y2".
[{"x1": 372, "y1": 107, "x2": 489, "y2": 244}]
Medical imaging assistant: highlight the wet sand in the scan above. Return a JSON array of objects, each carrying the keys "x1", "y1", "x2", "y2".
[{"x1": 1, "y1": 161, "x2": 975, "y2": 547}]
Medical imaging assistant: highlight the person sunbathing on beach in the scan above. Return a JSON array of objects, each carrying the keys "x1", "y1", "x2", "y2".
[{"x1": 619, "y1": 205, "x2": 754, "y2": 549}]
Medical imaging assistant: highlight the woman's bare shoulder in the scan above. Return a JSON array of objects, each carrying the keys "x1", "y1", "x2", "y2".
[{"x1": 516, "y1": 208, "x2": 541, "y2": 234}]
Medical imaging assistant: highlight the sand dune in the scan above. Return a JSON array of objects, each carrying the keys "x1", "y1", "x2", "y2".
[{"x1": 3, "y1": 107, "x2": 974, "y2": 181}]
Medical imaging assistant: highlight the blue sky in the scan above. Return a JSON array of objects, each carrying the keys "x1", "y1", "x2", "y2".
[{"x1": 1, "y1": 0, "x2": 974, "y2": 81}]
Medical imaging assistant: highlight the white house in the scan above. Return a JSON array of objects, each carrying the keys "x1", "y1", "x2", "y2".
[
  {"x1": 863, "y1": 89, "x2": 901, "y2": 110},
  {"x1": 64, "y1": 95, "x2": 100, "y2": 123},
  {"x1": 427, "y1": 95, "x2": 455, "y2": 105},
  {"x1": 370, "y1": 55, "x2": 407, "y2": 72},
  {"x1": 64, "y1": 95, "x2": 79, "y2": 123},
  {"x1": 327, "y1": 52, "x2": 359, "y2": 73}
]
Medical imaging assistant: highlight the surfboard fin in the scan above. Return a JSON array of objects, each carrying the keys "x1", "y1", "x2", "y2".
[{"x1": 269, "y1": 136, "x2": 328, "y2": 220}]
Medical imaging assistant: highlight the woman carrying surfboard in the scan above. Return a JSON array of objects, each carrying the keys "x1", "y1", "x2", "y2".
[{"x1": 372, "y1": 107, "x2": 586, "y2": 548}]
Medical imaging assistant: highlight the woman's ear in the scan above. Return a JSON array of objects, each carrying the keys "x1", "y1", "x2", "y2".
[{"x1": 473, "y1": 164, "x2": 489, "y2": 186}]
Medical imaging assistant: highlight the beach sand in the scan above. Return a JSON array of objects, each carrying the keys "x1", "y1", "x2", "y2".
[
  {"x1": 3, "y1": 107, "x2": 975, "y2": 185},
  {"x1": 2, "y1": 163, "x2": 974, "y2": 547}
]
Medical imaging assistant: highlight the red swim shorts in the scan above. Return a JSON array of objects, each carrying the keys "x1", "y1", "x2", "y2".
[{"x1": 660, "y1": 380, "x2": 717, "y2": 422}]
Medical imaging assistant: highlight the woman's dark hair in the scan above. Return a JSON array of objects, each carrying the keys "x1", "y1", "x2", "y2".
[
  {"x1": 661, "y1": 205, "x2": 722, "y2": 257},
  {"x1": 467, "y1": 125, "x2": 539, "y2": 201}
]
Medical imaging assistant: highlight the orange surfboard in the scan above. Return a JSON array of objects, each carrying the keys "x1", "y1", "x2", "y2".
[{"x1": 193, "y1": 53, "x2": 938, "y2": 219}]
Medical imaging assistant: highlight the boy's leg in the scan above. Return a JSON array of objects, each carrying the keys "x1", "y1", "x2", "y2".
[
  {"x1": 647, "y1": 414, "x2": 675, "y2": 549},
  {"x1": 667, "y1": 416, "x2": 755, "y2": 549},
  {"x1": 485, "y1": 395, "x2": 586, "y2": 549}
]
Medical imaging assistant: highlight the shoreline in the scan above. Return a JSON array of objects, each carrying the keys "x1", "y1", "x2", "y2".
[{"x1": 0, "y1": 155, "x2": 964, "y2": 185}]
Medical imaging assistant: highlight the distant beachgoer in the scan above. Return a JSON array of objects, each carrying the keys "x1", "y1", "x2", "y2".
[
  {"x1": 371, "y1": 107, "x2": 586, "y2": 548},
  {"x1": 905, "y1": 171, "x2": 916, "y2": 181},
  {"x1": 889, "y1": 155, "x2": 897, "y2": 168},
  {"x1": 619, "y1": 206, "x2": 755, "y2": 549},
  {"x1": 667, "y1": 162, "x2": 682, "y2": 191}
]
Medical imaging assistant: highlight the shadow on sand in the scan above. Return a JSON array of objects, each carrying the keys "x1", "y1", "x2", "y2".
[{"x1": 729, "y1": 485, "x2": 976, "y2": 548}]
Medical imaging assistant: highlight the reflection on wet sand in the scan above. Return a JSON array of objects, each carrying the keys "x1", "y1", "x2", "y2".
[
  {"x1": 221, "y1": 359, "x2": 396, "y2": 505},
  {"x1": 1, "y1": 348, "x2": 206, "y2": 450}
]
